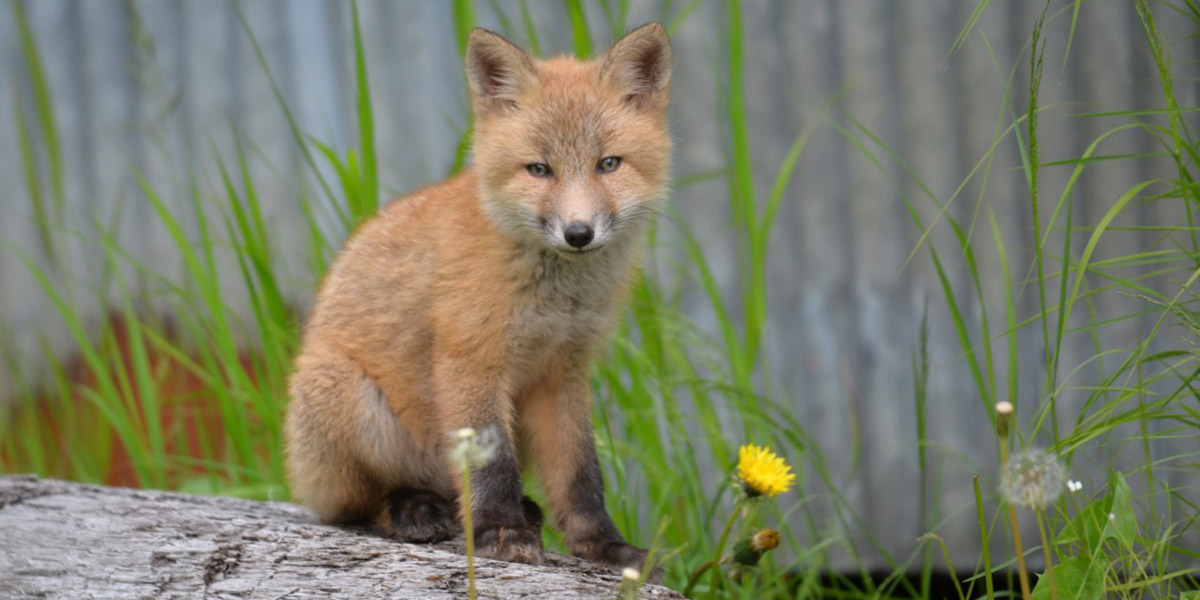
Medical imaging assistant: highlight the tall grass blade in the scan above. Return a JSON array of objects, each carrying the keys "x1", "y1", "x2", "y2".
[
  {"x1": 566, "y1": 0, "x2": 594, "y2": 59},
  {"x1": 11, "y1": 0, "x2": 64, "y2": 220},
  {"x1": 451, "y1": 0, "x2": 477, "y2": 174},
  {"x1": 350, "y1": 0, "x2": 379, "y2": 224}
]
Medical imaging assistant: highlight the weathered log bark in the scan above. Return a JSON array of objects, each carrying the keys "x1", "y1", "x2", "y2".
[{"x1": 0, "y1": 475, "x2": 684, "y2": 599}]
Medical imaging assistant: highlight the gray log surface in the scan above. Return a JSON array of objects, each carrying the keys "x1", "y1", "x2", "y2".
[{"x1": 0, "y1": 475, "x2": 684, "y2": 600}]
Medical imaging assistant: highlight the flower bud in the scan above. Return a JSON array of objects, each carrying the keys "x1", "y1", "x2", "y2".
[
  {"x1": 732, "y1": 529, "x2": 780, "y2": 566},
  {"x1": 995, "y1": 401, "x2": 1013, "y2": 438}
]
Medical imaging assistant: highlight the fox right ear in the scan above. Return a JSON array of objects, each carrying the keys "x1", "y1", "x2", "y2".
[
  {"x1": 466, "y1": 28, "x2": 536, "y2": 112},
  {"x1": 601, "y1": 23, "x2": 672, "y2": 111}
]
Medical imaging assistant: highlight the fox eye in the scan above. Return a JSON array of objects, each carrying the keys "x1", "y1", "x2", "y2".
[
  {"x1": 597, "y1": 156, "x2": 622, "y2": 173},
  {"x1": 526, "y1": 163, "x2": 553, "y2": 178}
]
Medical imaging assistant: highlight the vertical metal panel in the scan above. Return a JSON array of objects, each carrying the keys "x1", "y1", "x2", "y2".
[{"x1": 779, "y1": 4, "x2": 860, "y2": 555}]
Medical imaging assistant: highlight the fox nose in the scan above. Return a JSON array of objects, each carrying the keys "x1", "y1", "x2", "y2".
[{"x1": 563, "y1": 222, "x2": 595, "y2": 248}]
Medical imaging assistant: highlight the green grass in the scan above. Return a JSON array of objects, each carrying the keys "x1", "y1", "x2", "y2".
[{"x1": 3, "y1": 1, "x2": 1200, "y2": 599}]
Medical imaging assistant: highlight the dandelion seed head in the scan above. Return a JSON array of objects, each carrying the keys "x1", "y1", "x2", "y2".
[
  {"x1": 1001, "y1": 448, "x2": 1065, "y2": 510},
  {"x1": 450, "y1": 425, "x2": 500, "y2": 468}
]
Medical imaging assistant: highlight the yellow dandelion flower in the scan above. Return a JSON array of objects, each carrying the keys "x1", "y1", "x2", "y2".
[{"x1": 737, "y1": 444, "x2": 795, "y2": 498}]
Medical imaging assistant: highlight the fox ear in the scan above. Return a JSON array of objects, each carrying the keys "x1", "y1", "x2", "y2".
[
  {"x1": 601, "y1": 23, "x2": 672, "y2": 110},
  {"x1": 466, "y1": 28, "x2": 536, "y2": 112}
]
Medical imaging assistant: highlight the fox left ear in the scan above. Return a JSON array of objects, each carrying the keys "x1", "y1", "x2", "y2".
[
  {"x1": 601, "y1": 23, "x2": 672, "y2": 111},
  {"x1": 466, "y1": 28, "x2": 537, "y2": 113}
]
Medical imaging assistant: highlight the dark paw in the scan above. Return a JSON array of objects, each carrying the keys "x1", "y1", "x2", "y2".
[
  {"x1": 583, "y1": 541, "x2": 663, "y2": 582},
  {"x1": 573, "y1": 538, "x2": 650, "y2": 570},
  {"x1": 475, "y1": 524, "x2": 545, "y2": 564},
  {"x1": 381, "y1": 488, "x2": 460, "y2": 543}
]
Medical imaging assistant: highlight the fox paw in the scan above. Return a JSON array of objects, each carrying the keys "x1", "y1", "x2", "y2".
[
  {"x1": 381, "y1": 488, "x2": 460, "y2": 543},
  {"x1": 475, "y1": 524, "x2": 545, "y2": 564},
  {"x1": 575, "y1": 539, "x2": 649, "y2": 570}
]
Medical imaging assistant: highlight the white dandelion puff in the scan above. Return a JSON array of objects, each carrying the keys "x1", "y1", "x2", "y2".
[
  {"x1": 450, "y1": 425, "x2": 501, "y2": 469},
  {"x1": 618, "y1": 566, "x2": 643, "y2": 599},
  {"x1": 1001, "y1": 448, "x2": 1066, "y2": 510}
]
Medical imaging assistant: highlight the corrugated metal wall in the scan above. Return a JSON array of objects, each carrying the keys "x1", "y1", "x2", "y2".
[{"x1": 2, "y1": 0, "x2": 1196, "y2": 569}]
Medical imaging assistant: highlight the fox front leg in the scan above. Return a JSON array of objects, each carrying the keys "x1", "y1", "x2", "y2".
[
  {"x1": 464, "y1": 431, "x2": 546, "y2": 564},
  {"x1": 434, "y1": 352, "x2": 545, "y2": 564},
  {"x1": 519, "y1": 360, "x2": 647, "y2": 569}
]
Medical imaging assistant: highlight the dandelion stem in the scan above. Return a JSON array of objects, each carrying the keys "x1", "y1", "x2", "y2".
[
  {"x1": 462, "y1": 465, "x2": 476, "y2": 600},
  {"x1": 682, "y1": 501, "x2": 741, "y2": 598},
  {"x1": 1000, "y1": 438, "x2": 1032, "y2": 600},
  {"x1": 681, "y1": 557, "x2": 717, "y2": 597},
  {"x1": 1035, "y1": 509, "x2": 1058, "y2": 600},
  {"x1": 708, "y1": 503, "x2": 741, "y2": 598}
]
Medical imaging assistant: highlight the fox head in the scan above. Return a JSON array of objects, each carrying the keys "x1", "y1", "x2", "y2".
[{"x1": 465, "y1": 24, "x2": 672, "y2": 255}]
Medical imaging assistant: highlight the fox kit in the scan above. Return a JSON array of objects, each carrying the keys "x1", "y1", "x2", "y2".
[{"x1": 284, "y1": 24, "x2": 671, "y2": 569}]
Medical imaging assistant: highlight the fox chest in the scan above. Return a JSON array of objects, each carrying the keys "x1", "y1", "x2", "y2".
[
  {"x1": 505, "y1": 255, "x2": 621, "y2": 368},
  {"x1": 510, "y1": 292, "x2": 609, "y2": 352}
]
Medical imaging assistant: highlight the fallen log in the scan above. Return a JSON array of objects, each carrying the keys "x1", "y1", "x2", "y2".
[{"x1": 0, "y1": 475, "x2": 684, "y2": 599}]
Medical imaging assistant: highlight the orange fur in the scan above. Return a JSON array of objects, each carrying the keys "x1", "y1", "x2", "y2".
[{"x1": 285, "y1": 23, "x2": 671, "y2": 568}]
